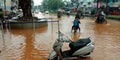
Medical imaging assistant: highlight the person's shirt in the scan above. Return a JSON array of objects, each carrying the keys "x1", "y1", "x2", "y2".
[
  {"x1": 101, "y1": 11, "x2": 105, "y2": 16},
  {"x1": 67, "y1": 11, "x2": 70, "y2": 13},
  {"x1": 73, "y1": 19, "x2": 80, "y2": 26}
]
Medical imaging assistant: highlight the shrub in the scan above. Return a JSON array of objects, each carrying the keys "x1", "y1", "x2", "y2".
[
  {"x1": 0, "y1": 12, "x2": 3, "y2": 18},
  {"x1": 106, "y1": 15, "x2": 120, "y2": 20}
]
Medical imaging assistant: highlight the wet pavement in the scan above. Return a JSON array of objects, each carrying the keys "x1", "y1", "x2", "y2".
[{"x1": 0, "y1": 13, "x2": 120, "y2": 60}]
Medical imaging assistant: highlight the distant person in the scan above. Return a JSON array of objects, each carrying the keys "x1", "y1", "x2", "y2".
[
  {"x1": 57, "y1": 11, "x2": 61, "y2": 18},
  {"x1": 81, "y1": 11, "x2": 84, "y2": 18},
  {"x1": 66, "y1": 10, "x2": 70, "y2": 16},
  {"x1": 96, "y1": 10, "x2": 107, "y2": 24},
  {"x1": 71, "y1": 17, "x2": 81, "y2": 33},
  {"x1": 75, "y1": 11, "x2": 81, "y2": 19},
  {"x1": 100, "y1": 10, "x2": 107, "y2": 23}
]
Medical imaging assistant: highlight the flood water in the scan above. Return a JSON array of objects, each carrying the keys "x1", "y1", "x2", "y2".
[{"x1": 0, "y1": 13, "x2": 120, "y2": 60}]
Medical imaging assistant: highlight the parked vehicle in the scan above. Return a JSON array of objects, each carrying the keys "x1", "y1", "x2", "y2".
[
  {"x1": 95, "y1": 15, "x2": 107, "y2": 24},
  {"x1": 11, "y1": 14, "x2": 23, "y2": 20},
  {"x1": 109, "y1": 7, "x2": 120, "y2": 15},
  {"x1": 48, "y1": 31, "x2": 94, "y2": 60},
  {"x1": 110, "y1": 11, "x2": 120, "y2": 15}
]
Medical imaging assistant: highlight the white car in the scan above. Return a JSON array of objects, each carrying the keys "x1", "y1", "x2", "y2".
[{"x1": 11, "y1": 14, "x2": 23, "y2": 20}]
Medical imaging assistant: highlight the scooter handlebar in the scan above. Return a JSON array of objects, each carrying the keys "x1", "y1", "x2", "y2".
[
  {"x1": 56, "y1": 31, "x2": 73, "y2": 43},
  {"x1": 57, "y1": 38, "x2": 72, "y2": 43}
]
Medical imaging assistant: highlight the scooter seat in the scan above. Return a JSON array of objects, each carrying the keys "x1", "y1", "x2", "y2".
[
  {"x1": 62, "y1": 50, "x2": 78, "y2": 58},
  {"x1": 69, "y1": 38, "x2": 91, "y2": 54}
]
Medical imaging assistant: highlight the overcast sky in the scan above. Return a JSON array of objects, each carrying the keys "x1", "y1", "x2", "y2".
[{"x1": 34, "y1": 0, "x2": 43, "y2": 6}]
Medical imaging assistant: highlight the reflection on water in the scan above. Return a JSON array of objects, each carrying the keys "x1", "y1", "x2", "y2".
[
  {"x1": 71, "y1": 33, "x2": 81, "y2": 41},
  {"x1": 0, "y1": 30, "x2": 25, "y2": 60},
  {"x1": 93, "y1": 20, "x2": 120, "y2": 60},
  {"x1": 0, "y1": 14, "x2": 120, "y2": 60}
]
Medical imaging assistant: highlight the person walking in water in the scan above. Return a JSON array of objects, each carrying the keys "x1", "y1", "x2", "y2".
[{"x1": 71, "y1": 17, "x2": 81, "y2": 34}]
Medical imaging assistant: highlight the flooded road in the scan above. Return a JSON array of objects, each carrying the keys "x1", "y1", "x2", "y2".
[{"x1": 0, "y1": 13, "x2": 120, "y2": 60}]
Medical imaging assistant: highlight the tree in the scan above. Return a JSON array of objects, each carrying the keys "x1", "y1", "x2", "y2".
[
  {"x1": 19, "y1": 0, "x2": 32, "y2": 17},
  {"x1": 88, "y1": 2, "x2": 91, "y2": 6},
  {"x1": 42, "y1": 0, "x2": 49, "y2": 11},
  {"x1": 42, "y1": 0, "x2": 64, "y2": 12},
  {"x1": 71, "y1": 0, "x2": 78, "y2": 2}
]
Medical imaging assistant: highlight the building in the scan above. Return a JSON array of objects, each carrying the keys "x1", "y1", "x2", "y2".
[
  {"x1": 6, "y1": 0, "x2": 12, "y2": 11},
  {"x1": 0, "y1": 0, "x2": 12, "y2": 12},
  {"x1": 0, "y1": 0, "x2": 4, "y2": 11}
]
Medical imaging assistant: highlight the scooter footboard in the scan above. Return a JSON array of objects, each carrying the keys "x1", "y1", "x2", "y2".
[
  {"x1": 48, "y1": 50, "x2": 57, "y2": 60},
  {"x1": 72, "y1": 43, "x2": 94, "y2": 56}
]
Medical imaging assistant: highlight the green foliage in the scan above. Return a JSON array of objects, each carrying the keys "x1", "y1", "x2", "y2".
[
  {"x1": 42, "y1": 0, "x2": 65, "y2": 12},
  {"x1": 0, "y1": 12, "x2": 3, "y2": 18},
  {"x1": 106, "y1": 15, "x2": 120, "y2": 20},
  {"x1": 88, "y1": 2, "x2": 91, "y2": 5},
  {"x1": 91, "y1": 8, "x2": 97, "y2": 15}
]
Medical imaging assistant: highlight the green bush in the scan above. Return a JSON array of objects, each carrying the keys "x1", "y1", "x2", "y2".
[
  {"x1": 0, "y1": 12, "x2": 3, "y2": 18},
  {"x1": 91, "y1": 8, "x2": 97, "y2": 15},
  {"x1": 106, "y1": 15, "x2": 120, "y2": 20}
]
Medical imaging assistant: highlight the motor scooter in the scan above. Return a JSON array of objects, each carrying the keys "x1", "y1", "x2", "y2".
[
  {"x1": 48, "y1": 31, "x2": 94, "y2": 60},
  {"x1": 95, "y1": 15, "x2": 107, "y2": 24}
]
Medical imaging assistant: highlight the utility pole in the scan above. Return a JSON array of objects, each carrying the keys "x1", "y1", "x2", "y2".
[
  {"x1": 106, "y1": 0, "x2": 109, "y2": 15},
  {"x1": 96, "y1": 0, "x2": 99, "y2": 12},
  {"x1": 4, "y1": 0, "x2": 6, "y2": 17}
]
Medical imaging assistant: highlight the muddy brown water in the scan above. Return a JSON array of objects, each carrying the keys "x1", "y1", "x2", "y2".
[{"x1": 0, "y1": 13, "x2": 120, "y2": 60}]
